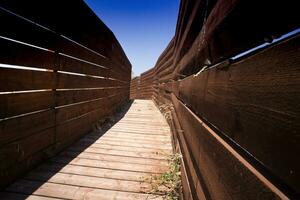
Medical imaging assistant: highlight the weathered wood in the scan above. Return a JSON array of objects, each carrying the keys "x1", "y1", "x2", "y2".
[
  {"x1": 178, "y1": 35, "x2": 300, "y2": 195},
  {"x1": 56, "y1": 73, "x2": 125, "y2": 89},
  {"x1": 52, "y1": 156, "x2": 167, "y2": 174},
  {"x1": 78, "y1": 138, "x2": 172, "y2": 151},
  {"x1": 0, "y1": 37, "x2": 56, "y2": 70},
  {"x1": 0, "y1": 0, "x2": 131, "y2": 191},
  {"x1": 0, "y1": 0, "x2": 131, "y2": 69},
  {"x1": 0, "y1": 192, "x2": 60, "y2": 200},
  {"x1": 0, "y1": 91, "x2": 54, "y2": 119},
  {"x1": 56, "y1": 97, "x2": 111, "y2": 123},
  {"x1": 175, "y1": 0, "x2": 300, "y2": 76},
  {"x1": 172, "y1": 94, "x2": 288, "y2": 200},
  {"x1": 0, "y1": 8, "x2": 109, "y2": 67},
  {"x1": 73, "y1": 141, "x2": 171, "y2": 155},
  {"x1": 58, "y1": 54, "x2": 110, "y2": 77},
  {"x1": 0, "y1": 68, "x2": 54, "y2": 92},
  {"x1": 4, "y1": 100, "x2": 171, "y2": 199},
  {"x1": 59, "y1": 151, "x2": 168, "y2": 166},
  {"x1": 56, "y1": 87, "x2": 125, "y2": 106},
  {"x1": 6, "y1": 180, "x2": 161, "y2": 200},
  {"x1": 0, "y1": 110, "x2": 55, "y2": 145},
  {"x1": 25, "y1": 171, "x2": 152, "y2": 193},
  {"x1": 36, "y1": 162, "x2": 152, "y2": 182},
  {"x1": 0, "y1": 128, "x2": 54, "y2": 170}
]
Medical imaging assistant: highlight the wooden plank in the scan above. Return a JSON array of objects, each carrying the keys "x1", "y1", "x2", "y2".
[
  {"x1": 0, "y1": 192, "x2": 61, "y2": 200},
  {"x1": 178, "y1": 35, "x2": 300, "y2": 195},
  {"x1": 109, "y1": 68, "x2": 131, "y2": 82},
  {"x1": 0, "y1": 110, "x2": 55, "y2": 145},
  {"x1": 101, "y1": 132, "x2": 171, "y2": 142},
  {"x1": 175, "y1": 0, "x2": 300, "y2": 76},
  {"x1": 36, "y1": 162, "x2": 153, "y2": 182},
  {"x1": 0, "y1": 91, "x2": 54, "y2": 119},
  {"x1": 172, "y1": 94, "x2": 287, "y2": 199},
  {"x1": 56, "y1": 93, "x2": 125, "y2": 123},
  {"x1": 107, "y1": 128, "x2": 169, "y2": 136},
  {"x1": 0, "y1": 37, "x2": 56, "y2": 70},
  {"x1": 55, "y1": 110, "x2": 100, "y2": 150},
  {"x1": 59, "y1": 54, "x2": 109, "y2": 77},
  {"x1": 73, "y1": 141, "x2": 172, "y2": 155},
  {"x1": 1, "y1": 100, "x2": 170, "y2": 198},
  {"x1": 81, "y1": 137, "x2": 172, "y2": 150},
  {"x1": 93, "y1": 134, "x2": 171, "y2": 143},
  {"x1": 0, "y1": 127, "x2": 54, "y2": 172},
  {"x1": 6, "y1": 180, "x2": 161, "y2": 200},
  {"x1": 67, "y1": 146, "x2": 168, "y2": 160},
  {"x1": 56, "y1": 97, "x2": 111, "y2": 123},
  {"x1": 52, "y1": 156, "x2": 168, "y2": 174},
  {"x1": 24, "y1": 171, "x2": 152, "y2": 193},
  {"x1": 56, "y1": 73, "x2": 125, "y2": 89},
  {"x1": 56, "y1": 87, "x2": 125, "y2": 106},
  {"x1": 59, "y1": 151, "x2": 168, "y2": 166},
  {"x1": 0, "y1": 68, "x2": 54, "y2": 92},
  {"x1": 0, "y1": 8, "x2": 108, "y2": 68},
  {"x1": 171, "y1": 95, "x2": 207, "y2": 200},
  {"x1": 0, "y1": 1, "x2": 132, "y2": 71}
]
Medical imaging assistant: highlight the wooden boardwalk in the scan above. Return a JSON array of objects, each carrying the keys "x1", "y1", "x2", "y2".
[{"x1": 1, "y1": 100, "x2": 172, "y2": 200}]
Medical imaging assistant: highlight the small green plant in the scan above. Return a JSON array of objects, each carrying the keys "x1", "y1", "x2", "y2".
[{"x1": 145, "y1": 153, "x2": 182, "y2": 199}]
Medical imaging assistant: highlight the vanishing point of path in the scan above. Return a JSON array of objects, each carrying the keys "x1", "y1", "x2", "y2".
[{"x1": 0, "y1": 100, "x2": 172, "y2": 200}]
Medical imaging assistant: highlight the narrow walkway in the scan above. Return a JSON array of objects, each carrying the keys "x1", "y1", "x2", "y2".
[{"x1": 1, "y1": 100, "x2": 172, "y2": 200}]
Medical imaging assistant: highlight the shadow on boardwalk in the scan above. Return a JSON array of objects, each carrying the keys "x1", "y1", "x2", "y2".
[{"x1": 1, "y1": 100, "x2": 172, "y2": 199}]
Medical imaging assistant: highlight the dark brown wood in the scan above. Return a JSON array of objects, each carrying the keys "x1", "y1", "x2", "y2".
[
  {"x1": 0, "y1": 0, "x2": 131, "y2": 70},
  {"x1": 175, "y1": 0, "x2": 300, "y2": 76},
  {"x1": 0, "y1": 37, "x2": 56, "y2": 70},
  {"x1": 56, "y1": 87, "x2": 126, "y2": 106},
  {"x1": 0, "y1": 68, "x2": 55, "y2": 92},
  {"x1": 177, "y1": 35, "x2": 300, "y2": 195},
  {"x1": 172, "y1": 94, "x2": 286, "y2": 200},
  {"x1": 56, "y1": 73, "x2": 125, "y2": 89},
  {"x1": 0, "y1": 0, "x2": 131, "y2": 191},
  {"x1": 56, "y1": 94, "x2": 124, "y2": 123},
  {"x1": 0, "y1": 91, "x2": 54, "y2": 119},
  {"x1": 0, "y1": 110, "x2": 55, "y2": 146},
  {"x1": 0, "y1": 128, "x2": 55, "y2": 171},
  {"x1": 58, "y1": 54, "x2": 110, "y2": 78}
]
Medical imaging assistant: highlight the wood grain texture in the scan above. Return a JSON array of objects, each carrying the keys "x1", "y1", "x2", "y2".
[
  {"x1": 0, "y1": 37, "x2": 56, "y2": 70},
  {"x1": 177, "y1": 35, "x2": 300, "y2": 195},
  {"x1": 0, "y1": 0, "x2": 131, "y2": 191},
  {"x1": 172, "y1": 94, "x2": 285, "y2": 200},
  {"x1": 0, "y1": 91, "x2": 54, "y2": 119},
  {"x1": 4, "y1": 100, "x2": 171, "y2": 199},
  {"x1": 0, "y1": 68, "x2": 54, "y2": 92}
]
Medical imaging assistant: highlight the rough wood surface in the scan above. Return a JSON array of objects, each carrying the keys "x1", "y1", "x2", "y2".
[
  {"x1": 2, "y1": 100, "x2": 172, "y2": 199},
  {"x1": 172, "y1": 94, "x2": 287, "y2": 200},
  {"x1": 177, "y1": 35, "x2": 300, "y2": 195}
]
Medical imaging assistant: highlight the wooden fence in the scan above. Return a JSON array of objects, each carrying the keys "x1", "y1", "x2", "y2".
[
  {"x1": 130, "y1": 0, "x2": 300, "y2": 199},
  {"x1": 0, "y1": 0, "x2": 131, "y2": 188}
]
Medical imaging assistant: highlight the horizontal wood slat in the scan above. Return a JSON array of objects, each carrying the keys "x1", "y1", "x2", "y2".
[
  {"x1": 0, "y1": 9, "x2": 108, "y2": 68},
  {"x1": 56, "y1": 93, "x2": 124, "y2": 123},
  {"x1": 0, "y1": 91, "x2": 54, "y2": 119},
  {"x1": 0, "y1": 0, "x2": 131, "y2": 69},
  {"x1": 0, "y1": 110, "x2": 55, "y2": 146},
  {"x1": 56, "y1": 73, "x2": 125, "y2": 89},
  {"x1": 0, "y1": 68, "x2": 54, "y2": 92},
  {"x1": 0, "y1": 38, "x2": 56, "y2": 70},
  {"x1": 177, "y1": 35, "x2": 300, "y2": 195},
  {"x1": 172, "y1": 94, "x2": 287, "y2": 200},
  {"x1": 0, "y1": 0, "x2": 131, "y2": 190},
  {"x1": 56, "y1": 87, "x2": 126, "y2": 106}
]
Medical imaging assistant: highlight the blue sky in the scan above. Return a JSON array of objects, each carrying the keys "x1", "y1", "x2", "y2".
[{"x1": 85, "y1": 0, "x2": 180, "y2": 76}]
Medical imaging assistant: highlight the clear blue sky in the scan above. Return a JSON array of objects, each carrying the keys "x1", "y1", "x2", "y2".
[{"x1": 85, "y1": 0, "x2": 180, "y2": 76}]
